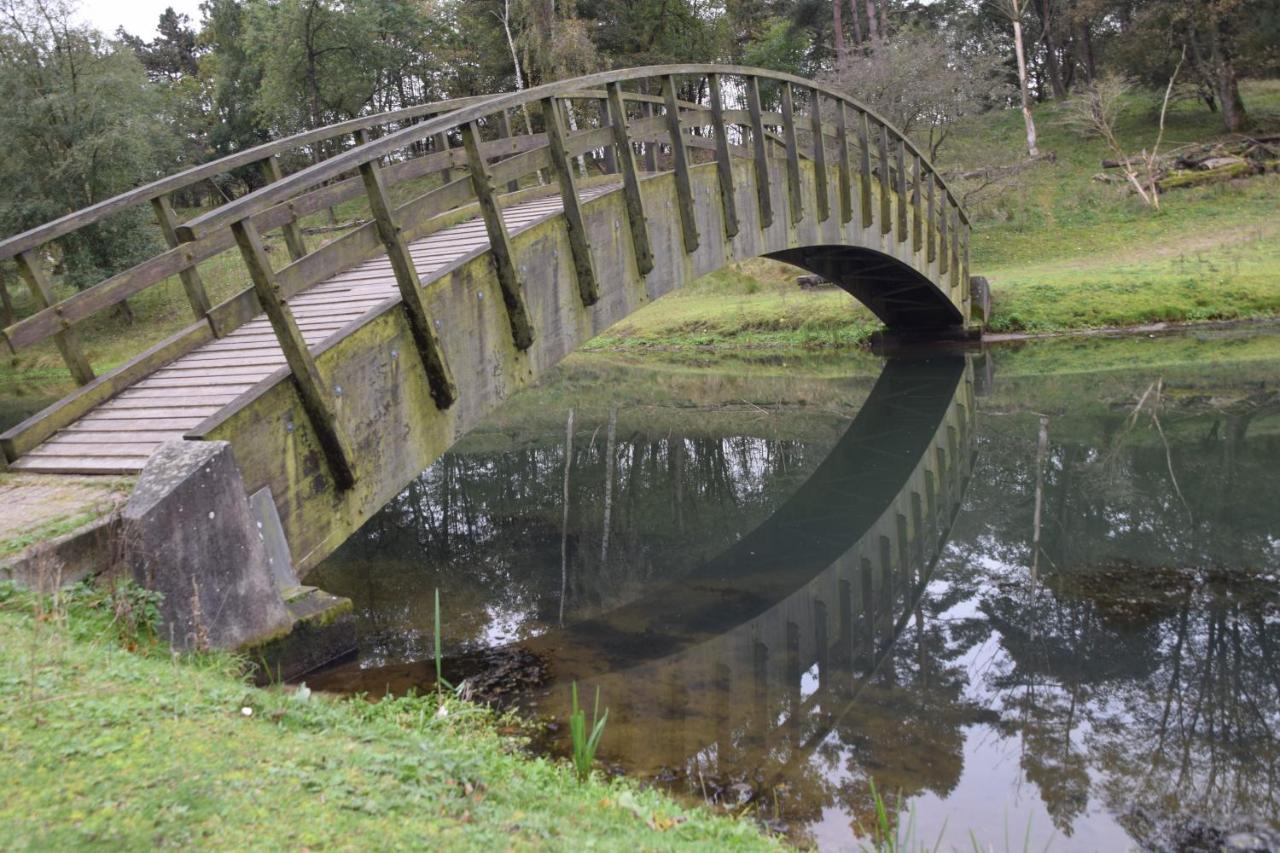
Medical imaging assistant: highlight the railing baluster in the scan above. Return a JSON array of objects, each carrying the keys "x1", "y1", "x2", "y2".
[
  {"x1": 434, "y1": 131, "x2": 453, "y2": 184},
  {"x1": 151, "y1": 195, "x2": 212, "y2": 322},
  {"x1": 260, "y1": 156, "x2": 309, "y2": 262},
  {"x1": 15, "y1": 250, "x2": 94, "y2": 385},
  {"x1": 877, "y1": 125, "x2": 892, "y2": 236},
  {"x1": 662, "y1": 75, "x2": 700, "y2": 254},
  {"x1": 927, "y1": 171, "x2": 937, "y2": 265},
  {"x1": 606, "y1": 83, "x2": 654, "y2": 276},
  {"x1": 857, "y1": 110, "x2": 873, "y2": 227},
  {"x1": 230, "y1": 218, "x2": 356, "y2": 490},
  {"x1": 961, "y1": 219, "x2": 971, "y2": 316},
  {"x1": 809, "y1": 88, "x2": 830, "y2": 223},
  {"x1": 835, "y1": 102, "x2": 853, "y2": 225},
  {"x1": 746, "y1": 76, "x2": 774, "y2": 228},
  {"x1": 895, "y1": 138, "x2": 908, "y2": 243},
  {"x1": 780, "y1": 83, "x2": 803, "y2": 225},
  {"x1": 544, "y1": 97, "x2": 600, "y2": 306},
  {"x1": 643, "y1": 101, "x2": 659, "y2": 172},
  {"x1": 938, "y1": 185, "x2": 950, "y2": 277},
  {"x1": 356, "y1": 136, "x2": 458, "y2": 410},
  {"x1": 460, "y1": 121, "x2": 534, "y2": 351},
  {"x1": 950, "y1": 207, "x2": 962, "y2": 292},
  {"x1": 498, "y1": 110, "x2": 521, "y2": 193},
  {"x1": 707, "y1": 73, "x2": 739, "y2": 239},
  {"x1": 598, "y1": 98, "x2": 618, "y2": 175},
  {"x1": 912, "y1": 153, "x2": 923, "y2": 253}
]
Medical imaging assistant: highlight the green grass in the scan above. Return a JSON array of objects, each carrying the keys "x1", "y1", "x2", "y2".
[{"x1": 0, "y1": 580, "x2": 776, "y2": 850}]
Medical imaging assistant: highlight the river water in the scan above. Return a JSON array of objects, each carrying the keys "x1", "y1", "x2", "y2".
[{"x1": 301, "y1": 330, "x2": 1280, "y2": 850}]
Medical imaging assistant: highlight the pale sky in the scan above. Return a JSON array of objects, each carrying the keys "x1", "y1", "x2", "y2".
[{"x1": 78, "y1": 0, "x2": 205, "y2": 38}]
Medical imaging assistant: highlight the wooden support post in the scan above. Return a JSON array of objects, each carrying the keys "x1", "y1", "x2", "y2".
[
  {"x1": 950, "y1": 207, "x2": 962, "y2": 292},
  {"x1": 260, "y1": 156, "x2": 309, "y2": 262},
  {"x1": 809, "y1": 88, "x2": 830, "y2": 223},
  {"x1": 895, "y1": 138, "x2": 908, "y2": 243},
  {"x1": 358, "y1": 154, "x2": 459, "y2": 409},
  {"x1": 543, "y1": 97, "x2": 601, "y2": 306},
  {"x1": 151, "y1": 195, "x2": 212, "y2": 322},
  {"x1": 598, "y1": 99, "x2": 618, "y2": 175},
  {"x1": 780, "y1": 83, "x2": 803, "y2": 225},
  {"x1": 434, "y1": 132, "x2": 453, "y2": 184},
  {"x1": 911, "y1": 154, "x2": 924, "y2": 253},
  {"x1": 498, "y1": 110, "x2": 521, "y2": 193},
  {"x1": 858, "y1": 111, "x2": 873, "y2": 227},
  {"x1": 606, "y1": 82, "x2": 654, "y2": 276},
  {"x1": 835, "y1": 102, "x2": 853, "y2": 225},
  {"x1": 662, "y1": 76, "x2": 700, "y2": 254},
  {"x1": 877, "y1": 125, "x2": 892, "y2": 236},
  {"x1": 707, "y1": 73, "x2": 739, "y2": 239},
  {"x1": 746, "y1": 76, "x2": 774, "y2": 229},
  {"x1": 926, "y1": 171, "x2": 937, "y2": 265},
  {"x1": 230, "y1": 218, "x2": 356, "y2": 491},
  {"x1": 460, "y1": 121, "x2": 534, "y2": 351},
  {"x1": 15, "y1": 251, "x2": 94, "y2": 386},
  {"x1": 961, "y1": 220, "x2": 971, "y2": 316},
  {"x1": 643, "y1": 102, "x2": 658, "y2": 172},
  {"x1": 938, "y1": 188, "x2": 950, "y2": 277}
]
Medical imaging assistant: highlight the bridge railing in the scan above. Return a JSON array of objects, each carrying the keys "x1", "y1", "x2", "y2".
[{"x1": 0, "y1": 65, "x2": 971, "y2": 468}]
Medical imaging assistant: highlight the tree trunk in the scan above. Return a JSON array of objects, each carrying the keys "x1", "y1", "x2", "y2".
[
  {"x1": 833, "y1": 0, "x2": 847, "y2": 67},
  {"x1": 1035, "y1": 0, "x2": 1068, "y2": 99},
  {"x1": 864, "y1": 0, "x2": 879, "y2": 45},
  {"x1": 559, "y1": 408, "x2": 574, "y2": 625},
  {"x1": 600, "y1": 406, "x2": 617, "y2": 565},
  {"x1": 849, "y1": 0, "x2": 863, "y2": 46},
  {"x1": 1012, "y1": 4, "x2": 1040, "y2": 156},
  {"x1": 1076, "y1": 18, "x2": 1096, "y2": 83},
  {"x1": 1209, "y1": 14, "x2": 1248, "y2": 133}
]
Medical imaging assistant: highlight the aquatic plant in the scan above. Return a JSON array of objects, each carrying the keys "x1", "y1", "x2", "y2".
[
  {"x1": 433, "y1": 588, "x2": 452, "y2": 695},
  {"x1": 569, "y1": 682, "x2": 608, "y2": 783}
]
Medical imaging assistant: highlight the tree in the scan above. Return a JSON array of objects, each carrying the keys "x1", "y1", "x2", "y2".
[{"x1": 0, "y1": 0, "x2": 164, "y2": 286}]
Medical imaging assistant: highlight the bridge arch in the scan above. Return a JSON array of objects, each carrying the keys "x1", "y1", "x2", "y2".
[{"x1": 0, "y1": 65, "x2": 976, "y2": 584}]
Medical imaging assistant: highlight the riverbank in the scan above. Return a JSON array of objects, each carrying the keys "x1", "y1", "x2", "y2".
[{"x1": 0, "y1": 580, "x2": 776, "y2": 849}]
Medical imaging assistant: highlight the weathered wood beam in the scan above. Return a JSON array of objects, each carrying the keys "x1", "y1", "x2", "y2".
[
  {"x1": 151, "y1": 195, "x2": 212, "y2": 322},
  {"x1": 835, "y1": 102, "x2": 853, "y2": 225},
  {"x1": 858, "y1": 111, "x2": 874, "y2": 227},
  {"x1": 895, "y1": 137, "x2": 908, "y2": 243},
  {"x1": 260, "y1": 156, "x2": 309, "y2": 262},
  {"x1": 230, "y1": 218, "x2": 356, "y2": 490},
  {"x1": 877, "y1": 125, "x2": 892, "y2": 236},
  {"x1": 912, "y1": 153, "x2": 923, "y2": 253},
  {"x1": 780, "y1": 84, "x2": 803, "y2": 225},
  {"x1": 543, "y1": 97, "x2": 601, "y2": 306},
  {"x1": 926, "y1": 170, "x2": 937, "y2": 264},
  {"x1": 357, "y1": 142, "x2": 459, "y2": 409},
  {"x1": 497, "y1": 110, "x2": 521, "y2": 193},
  {"x1": 606, "y1": 82, "x2": 655, "y2": 276},
  {"x1": 434, "y1": 132, "x2": 453, "y2": 184},
  {"x1": 460, "y1": 121, "x2": 535, "y2": 351},
  {"x1": 809, "y1": 88, "x2": 830, "y2": 223},
  {"x1": 662, "y1": 76, "x2": 700, "y2": 254},
  {"x1": 938, "y1": 182, "x2": 950, "y2": 277},
  {"x1": 707, "y1": 73, "x2": 740, "y2": 240},
  {"x1": 745, "y1": 76, "x2": 774, "y2": 229},
  {"x1": 15, "y1": 251, "x2": 94, "y2": 385}
]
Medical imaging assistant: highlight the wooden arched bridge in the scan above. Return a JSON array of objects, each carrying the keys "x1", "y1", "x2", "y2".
[{"x1": 1, "y1": 65, "x2": 976, "y2": 584}]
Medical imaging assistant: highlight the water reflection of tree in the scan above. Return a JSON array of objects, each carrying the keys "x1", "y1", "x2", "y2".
[
  {"x1": 946, "y1": 392, "x2": 1280, "y2": 843},
  {"x1": 311, "y1": 422, "x2": 832, "y2": 663}
]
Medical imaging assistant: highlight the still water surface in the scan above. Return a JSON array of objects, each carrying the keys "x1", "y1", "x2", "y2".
[{"x1": 308, "y1": 333, "x2": 1280, "y2": 850}]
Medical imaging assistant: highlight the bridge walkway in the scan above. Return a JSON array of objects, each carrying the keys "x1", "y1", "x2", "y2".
[{"x1": 8, "y1": 187, "x2": 612, "y2": 475}]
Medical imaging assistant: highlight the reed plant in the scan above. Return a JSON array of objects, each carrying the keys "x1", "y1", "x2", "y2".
[{"x1": 569, "y1": 682, "x2": 608, "y2": 782}]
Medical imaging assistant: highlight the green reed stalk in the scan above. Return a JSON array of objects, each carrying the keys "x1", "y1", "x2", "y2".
[{"x1": 569, "y1": 681, "x2": 608, "y2": 782}]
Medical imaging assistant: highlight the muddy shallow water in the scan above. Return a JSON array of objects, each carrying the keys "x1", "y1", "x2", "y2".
[{"x1": 305, "y1": 332, "x2": 1280, "y2": 850}]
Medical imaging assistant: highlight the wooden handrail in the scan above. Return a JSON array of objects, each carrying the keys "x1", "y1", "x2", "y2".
[
  {"x1": 0, "y1": 94, "x2": 491, "y2": 261},
  {"x1": 179, "y1": 65, "x2": 969, "y2": 242}
]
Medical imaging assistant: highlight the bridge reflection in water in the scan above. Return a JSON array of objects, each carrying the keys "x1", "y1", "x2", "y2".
[{"x1": 310, "y1": 353, "x2": 977, "y2": 829}]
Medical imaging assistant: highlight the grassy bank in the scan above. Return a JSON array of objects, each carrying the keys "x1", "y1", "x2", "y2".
[{"x1": 0, "y1": 581, "x2": 775, "y2": 849}]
